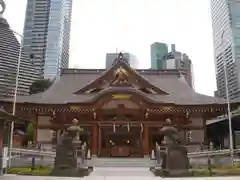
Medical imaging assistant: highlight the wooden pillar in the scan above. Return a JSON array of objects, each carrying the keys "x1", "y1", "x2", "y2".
[
  {"x1": 0, "y1": 122, "x2": 4, "y2": 149},
  {"x1": 143, "y1": 125, "x2": 149, "y2": 155},
  {"x1": 183, "y1": 129, "x2": 187, "y2": 144},
  {"x1": 91, "y1": 123, "x2": 98, "y2": 155},
  {"x1": 203, "y1": 117, "x2": 208, "y2": 146},
  {"x1": 98, "y1": 124, "x2": 102, "y2": 156}
]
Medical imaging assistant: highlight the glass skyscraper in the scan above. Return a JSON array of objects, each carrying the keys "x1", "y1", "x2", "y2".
[
  {"x1": 211, "y1": 0, "x2": 240, "y2": 99},
  {"x1": 22, "y1": 0, "x2": 72, "y2": 80},
  {"x1": 0, "y1": 17, "x2": 39, "y2": 98},
  {"x1": 150, "y1": 42, "x2": 168, "y2": 69}
]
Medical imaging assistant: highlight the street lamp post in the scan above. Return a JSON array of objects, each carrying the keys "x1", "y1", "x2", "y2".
[
  {"x1": 0, "y1": 0, "x2": 22, "y2": 168},
  {"x1": 8, "y1": 30, "x2": 23, "y2": 168},
  {"x1": 221, "y1": 30, "x2": 234, "y2": 165}
]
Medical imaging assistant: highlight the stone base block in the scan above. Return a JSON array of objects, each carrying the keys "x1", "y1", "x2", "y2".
[
  {"x1": 51, "y1": 167, "x2": 93, "y2": 177},
  {"x1": 150, "y1": 167, "x2": 193, "y2": 177}
]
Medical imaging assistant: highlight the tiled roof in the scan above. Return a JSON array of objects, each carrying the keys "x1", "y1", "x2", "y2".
[{"x1": 0, "y1": 58, "x2": 227, "y2": 105}]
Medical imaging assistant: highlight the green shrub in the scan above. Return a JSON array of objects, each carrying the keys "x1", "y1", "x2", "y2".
[
  {"x1": 8, "y1": 165, "x2": 51, "y2": 176},
  {"x1": 213, "y1": 163, "x2": 240, "y2": 169}
]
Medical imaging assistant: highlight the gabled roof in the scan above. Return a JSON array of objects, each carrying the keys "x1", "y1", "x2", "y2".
[
  {"x1": 0, "y1": 54, "x2": 228, "y2": 106},
  {"x1": 74, "y1": 54, "x2": 168, "y2": 95}
]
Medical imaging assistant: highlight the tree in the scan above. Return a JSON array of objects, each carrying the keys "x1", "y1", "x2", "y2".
[
  {"x1": 29, "y1": 79, "x2": 53, "y2": 94},
  {"x1": 27, "y1": 123, "x2": 34, "y2": 142},
  {"x1": 21, "y1": 122, "x2": 34, "y2": 148}
]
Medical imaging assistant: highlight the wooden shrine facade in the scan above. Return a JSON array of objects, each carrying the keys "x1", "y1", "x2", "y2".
[
  {"x1": 2, "y1": 97, "x2": 235, "y2": 157},
  {"x1": 0, "y1": 53, "x2": 239, "y2": 157}
]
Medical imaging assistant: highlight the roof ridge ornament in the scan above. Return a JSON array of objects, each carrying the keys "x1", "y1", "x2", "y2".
[
  {"x1": 118, "y1": 52, "x2": 124, "y2": 61},
  {"x1": 0, "y1": 0, "x2": 6, "y2": 16}
]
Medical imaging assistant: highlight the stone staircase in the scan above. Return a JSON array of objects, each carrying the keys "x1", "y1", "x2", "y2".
[
  {"x1": 89, "y1": 167, "x2": 155, "y2": 177},
  {"x1": 87, "y1": 157, "x2": 155, "y2": 167}
]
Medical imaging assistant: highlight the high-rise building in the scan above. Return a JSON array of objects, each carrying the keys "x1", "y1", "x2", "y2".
[
  {"x1": 162, "y1": 44, "x2": 194, "y2": 89},
  {"x1": 22, "y1": 0, "x2": 72, "y2": 80},
  {"x1": 0, "y1": 17, "x2": 39, "y2": 98},
  {"x1": 150, "y1": 42, "x2": 168, "y2": 69},
  {"x1": 106, "y1": 53, "x2": 139, "y2": 69},
  {"x1": 211, "y1": 0, "x2": 240, "y2": 99}
]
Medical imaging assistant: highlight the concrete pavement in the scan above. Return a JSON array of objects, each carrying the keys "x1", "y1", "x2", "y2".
[{"x1": 2, "y1": 167, "x2": 240, "y2": 180}]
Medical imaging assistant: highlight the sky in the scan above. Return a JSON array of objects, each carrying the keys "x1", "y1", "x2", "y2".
[{"x1": 4, "y1": 0, "x2": 216, "y2": 96}]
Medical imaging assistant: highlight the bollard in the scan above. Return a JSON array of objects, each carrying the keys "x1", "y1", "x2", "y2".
[
  {"x1": 31, "y1": 157, "x2": 36, "y2": 170},
  {"x1": 0, "y1": 148, "x2": 3, "y2": 175},
  {"x1": 0, "y1": 147, "x2": 8, "y2": 175},
  {"x1": 207, "y1": 156, "x2": 213, "y2": 176}
]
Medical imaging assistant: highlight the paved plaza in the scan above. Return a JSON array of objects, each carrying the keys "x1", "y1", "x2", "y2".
[{"x1": 2, "y1": 167, "x2": 240, "y2": 180}]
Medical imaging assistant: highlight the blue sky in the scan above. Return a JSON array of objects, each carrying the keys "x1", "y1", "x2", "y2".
[{"x1": 4, "y1": 0, "x2": 216, "y2": 96}]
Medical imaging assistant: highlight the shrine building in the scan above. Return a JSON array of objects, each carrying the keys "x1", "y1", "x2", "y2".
[{"x1": 0, "y1": 53, "x2": 238, "y2": 157}]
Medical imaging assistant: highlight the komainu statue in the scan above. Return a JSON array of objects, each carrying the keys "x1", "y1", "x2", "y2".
[{"x1": 154, "y1": 118, "x2": 191, "y2": 177}]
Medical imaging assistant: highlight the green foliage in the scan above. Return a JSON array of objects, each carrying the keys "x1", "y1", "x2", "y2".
[
  {"x1": 193, "y1": 164, "x2": 240, "y2": 176},
  {"x1": 8, "y1": 165, "x2": 51, "y2": 176},
  {"x1": 29, "y1": 79, "x2": 53, "y2": 94},
  {"x1": 213, "y1": 163, "x2": 240, "y2": 169},
  {"x1": 27, "y1": 123, "x2": 34, "y2": 141}
]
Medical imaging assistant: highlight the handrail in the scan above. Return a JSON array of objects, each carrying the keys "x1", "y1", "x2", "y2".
[{"x1": 10, "y1": 148, "x2": 240, "y2": 158}]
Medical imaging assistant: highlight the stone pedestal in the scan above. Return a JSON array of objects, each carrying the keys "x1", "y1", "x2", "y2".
[
  {"x1": 52, "y1": 137, "x2": 77, "y2": 170},
  {"x1": 154, "y1": 145, "x2": 192, "y2": 177}
]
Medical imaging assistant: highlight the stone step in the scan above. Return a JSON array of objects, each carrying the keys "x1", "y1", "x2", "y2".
[
  {"x1": 89, "y1": 167, "x2": 155, "y2": 177},
  {"x1": 87, "y1": 158, "x2": 155, "y2": 167}
]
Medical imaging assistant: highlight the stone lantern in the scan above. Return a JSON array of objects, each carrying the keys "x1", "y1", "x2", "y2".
[
  {"x1": 67, "y1": 118, "x2": 82, "y2": 142},
  {"x1": 51, "y1": 118, "x2": 92, "y2": 177}
]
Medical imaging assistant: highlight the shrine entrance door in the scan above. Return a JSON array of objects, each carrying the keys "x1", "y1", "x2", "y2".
[
  {"x1": 98, "y1": 125, "x2": 143, "y2": 157},
  {"x1": 107, "y1": 132, "x2": 142, "y2": 157}
]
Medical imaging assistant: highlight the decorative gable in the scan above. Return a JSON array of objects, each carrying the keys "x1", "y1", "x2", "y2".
[
  {"x1": 110, "y1": 66, "x2": 131, "y2": 86},
  {"x1": 74, "y1": 52, "x2": 168, "y2": 95}
]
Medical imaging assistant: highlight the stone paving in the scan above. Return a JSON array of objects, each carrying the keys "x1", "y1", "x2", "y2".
[{"x1": 2, "y1": 167, "x2": 240, "y2": 180}]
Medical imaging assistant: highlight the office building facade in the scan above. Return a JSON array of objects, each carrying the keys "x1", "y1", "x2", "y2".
[
  {"x1": 0, "y1": 17, "x2": 39, "y2": 98},
  {"x1": 22, "y1": 0, "x2": 72, "y2": 80},
  {"x1": 162, "y1": 44, "x2": 194, "y2": 89},
  {"x1": 211, "y1": 0, "x2": 240, "y2": 99},
  {"x1": 106, "y1": 53, "x2": 139, "y2": 69},
  {"x1": 150, "y1": 42, "x2": 168, "y2": 69}
]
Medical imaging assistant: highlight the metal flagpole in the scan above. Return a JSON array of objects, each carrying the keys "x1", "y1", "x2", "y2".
[{"x1": 221, "y1": 29, "x2": 234, "y2": 165}]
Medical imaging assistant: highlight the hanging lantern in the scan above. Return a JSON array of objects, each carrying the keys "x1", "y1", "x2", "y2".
[
  {"x1": 186, "y1": 111, "x2": 190, "y2": 118},
  {"x1": 113, "y1": 123, "x2": 116, "y2": 132},
  {"x1": 51, "y1": 110, "x2": 56, "y2": 120}
]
